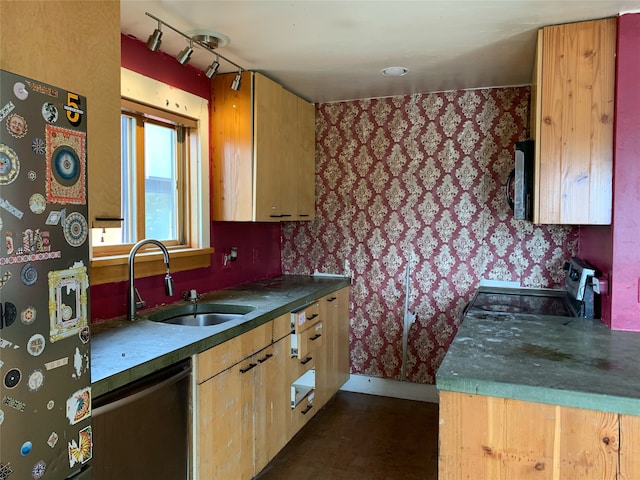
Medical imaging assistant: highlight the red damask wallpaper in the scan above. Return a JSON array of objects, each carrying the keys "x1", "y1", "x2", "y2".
[{"x1": 282, "y1": 87, "x2": 578, "y2": 384}]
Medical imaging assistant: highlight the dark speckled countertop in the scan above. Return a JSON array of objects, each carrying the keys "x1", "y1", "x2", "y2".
[
  {"x1": 91, "y1": 275, "x2": 350, "y2": 398},
  {"x1": 436, "y1": 309, "x2": 640, "y2": 416}
]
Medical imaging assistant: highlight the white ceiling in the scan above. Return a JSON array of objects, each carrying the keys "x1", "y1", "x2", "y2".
[{"x1": 121, "y1": 1, "x2": 640, "y2": 103}]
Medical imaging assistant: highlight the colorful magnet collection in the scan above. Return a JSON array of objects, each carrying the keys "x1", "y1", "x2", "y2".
[{"x1": 0, "y1": 70, "x2": 92, "y2": 478}]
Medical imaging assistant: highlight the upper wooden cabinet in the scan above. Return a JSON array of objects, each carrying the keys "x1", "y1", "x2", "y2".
[
  {"x1": 211, "y1": 72, "x2": 316, "y2": 222},
  {"x1": 531, "y1": 18, "x2": 616, "y2": 225},
  {"x1": 0, "y1": 1, "x2": 121, "y2": 227}
]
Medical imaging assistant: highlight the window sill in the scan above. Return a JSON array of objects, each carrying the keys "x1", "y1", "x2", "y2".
[{"x1": 90, "y1": 247, "x2": 214, "y2": 285}]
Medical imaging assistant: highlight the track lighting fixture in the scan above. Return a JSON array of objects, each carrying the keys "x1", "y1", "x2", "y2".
[
  {"x1": 144, "y1": 12, "x2": 246, "y2": 90},
  {"x1": 205, "y1": 56, "x2": 221, "y2": 79},
  {"x1": 176, "y1": 40, "x2": 194, "y2": 65},
  {"x1": 230, "y1": 71, "x2": 243, "y2": 91},
  {"x1": 146, "y1": 21, "x2": 163, "y2": 52}
]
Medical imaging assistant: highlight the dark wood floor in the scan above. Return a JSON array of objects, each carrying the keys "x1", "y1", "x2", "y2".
[{"x1": 256, "y1": 391, "x2": 439, "y2": 480}]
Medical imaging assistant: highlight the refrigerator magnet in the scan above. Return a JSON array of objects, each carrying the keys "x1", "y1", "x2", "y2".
[
  {"x1": 0, "y1": 143, "x2": 20, "y2": 184},
  {"x1": 27, "y1": 370, "x2": 44, "y2": 392},
  {"x1": 41, "y1": 102, "x2": 58, "y2": 123},
  {"x1": 65, "y1": 387, "x2": 91, "y2": 425},
  {"x1": 31, "y1": 137, "x2": 46, "y2": 155},
  {"x1": 6, "y1": 113, "x2": 27, "y2": 138},
  {"x1": 32, "y1": 460, "x2": 46, "y2": 479},
  {"x1": 3, "y1": 368, "x2": 21, "y2": 388},
  {"x1": 27, "y1": 334, "x2": 45, "y2": 356},
  {"x1": 21, "y1": 263, "x2": 38, "y2": 286},
  {"x1": 13, "y1": 82, "x2": 28, "y2": 100}
]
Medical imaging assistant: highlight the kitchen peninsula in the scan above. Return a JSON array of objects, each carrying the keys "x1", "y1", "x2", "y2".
[{"x1": 436, "y1": 311, "x2": 640, "y2": 478}]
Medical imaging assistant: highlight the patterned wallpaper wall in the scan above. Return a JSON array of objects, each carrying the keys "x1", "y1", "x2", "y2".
[{"x1": 282, "y1": 87, "x2": 578, "y2": 384}]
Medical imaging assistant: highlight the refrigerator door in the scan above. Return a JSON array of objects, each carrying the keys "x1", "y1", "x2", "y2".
[{"x1": 1, "y1": 69, "x2": 91, "y2": 479}]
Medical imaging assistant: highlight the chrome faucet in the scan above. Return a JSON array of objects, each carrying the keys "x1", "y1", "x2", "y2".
[{"x1": 128, "y1": 239, "x2": 174, "y2": 321}]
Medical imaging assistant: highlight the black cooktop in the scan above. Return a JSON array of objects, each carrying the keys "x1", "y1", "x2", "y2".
[{"x1": 468, "y1": 291, "x2": 575, "y2": 317}]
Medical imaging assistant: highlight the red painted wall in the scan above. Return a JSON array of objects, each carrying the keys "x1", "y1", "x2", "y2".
[
  {"x1": 580, "y1": 13, "x2": 640, "y2": 330},
  {"x1": 90, "y1": 35, "x2": 282, "y2": 322}
]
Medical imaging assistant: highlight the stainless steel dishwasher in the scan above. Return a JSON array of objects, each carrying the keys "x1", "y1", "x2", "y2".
[{"x1": 92, "y1": 360, "x2": 192, "y2": 479}]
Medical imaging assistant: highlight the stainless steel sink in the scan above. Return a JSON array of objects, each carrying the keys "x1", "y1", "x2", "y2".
[{"x1": 148, "y1": 303, "x2": 255, "y2": 326}]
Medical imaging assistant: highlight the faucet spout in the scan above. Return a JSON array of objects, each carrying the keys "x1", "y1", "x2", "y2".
[{"x1": 128, "y1": 239, "x2": 174, "y2": 321}]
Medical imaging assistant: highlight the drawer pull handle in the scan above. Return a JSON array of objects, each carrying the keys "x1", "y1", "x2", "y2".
[
  {"x1": 327, "y1": 296, "x2": 337, "y2": 302},
  {"x1": 301, "y1": 405, "x2": 313, "y2": 415},
  {"x1": 307, "y1": 313, "x2": 318, "y2": 321},
  {"x1": 258, "y1": 353, "x2": 273, "y2": 364},
  {"x1": 300, "y1": 356, "x2": 313, "y2": 365},
  {"x1": 240, "y1": 363, "x2": 257, "y2": 374},
  {"x1": 310, "y1": 334, "x2": 322, "y2": 341}
]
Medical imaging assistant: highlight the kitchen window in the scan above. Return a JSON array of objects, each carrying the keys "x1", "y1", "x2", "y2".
[
  {"x1": 92, "y1": 101, "x2": 191, "y2": 253},
  {"x1": 89, "y1": 68, "x2": 212, "y2": 284}
]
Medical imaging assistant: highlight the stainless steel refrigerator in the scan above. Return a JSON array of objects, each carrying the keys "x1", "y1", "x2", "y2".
[{"x1": 0, "y1": 69, "x2": 91, "y2": 479}]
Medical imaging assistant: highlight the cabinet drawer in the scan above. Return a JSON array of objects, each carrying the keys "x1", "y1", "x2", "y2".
[
  {"x1": 196, "y1": 321, "x2": 272, "y2": 383},
  {"x1": 291, "y1": 321, "x2": 323, "y2": 359},
  {"x1": 291, "y1": 390, "x2": 315, "y2": 433},
  {"x1": 289, "y1": 350, "x2": 315, "y2": 380},
  {"x1": 291, "y1": 302, "x2": 320, "y2": 334}
]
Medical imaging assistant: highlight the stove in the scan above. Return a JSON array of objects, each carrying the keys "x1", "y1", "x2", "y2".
[{"x1": 466, "y1": 257, "x2": 600, "y2": 319}]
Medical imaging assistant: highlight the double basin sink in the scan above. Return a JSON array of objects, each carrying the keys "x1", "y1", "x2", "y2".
[{"x1": 147, "y1": 302, "x2": 256, "y2": 327}]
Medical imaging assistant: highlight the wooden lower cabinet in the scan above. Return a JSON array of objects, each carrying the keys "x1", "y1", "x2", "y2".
[{"x1": 439, "y1": 391, "x2": 640, "y2": 479}]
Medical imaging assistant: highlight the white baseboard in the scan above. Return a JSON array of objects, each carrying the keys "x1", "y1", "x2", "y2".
[{"x1": 340, "y1": 374, "x2": 439, "y2": 403}]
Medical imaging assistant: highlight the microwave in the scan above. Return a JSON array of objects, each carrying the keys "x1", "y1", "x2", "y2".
[{"x1": 507, "y1": 140, "x2": 535, "y2": 221}]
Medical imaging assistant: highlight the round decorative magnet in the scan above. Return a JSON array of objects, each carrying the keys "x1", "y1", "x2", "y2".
[
  {"x1": 52, "y1": 145, "x2": 80, "y2": 186},
  {"x1": 42, "y1": 102, "x2": 58, "y2": 123},
  {"x1": 31, "y1": 137, "x2": 46, "y2": 155},
  {"x1": 28, "y1": 170, "x2": 37, "y2": 181},
  {"x1": 21, "y1": 441, "x2": 33, "y2": 456},
  {"x1": 21, "y1": 306, "x2": 37, "y2": 325},
  {"x1": 47, "y1": 400, "x2": 55, "y2": 410},
  {"x1": 27, "y1": 334, "x2": 46, "y2": 357},
  {"x1": 21, "y1": 263, "x2": 38, "y2": 286},
  {"x1": 0, "y1": 143, "x2": 20, "y2": 185},
  {"x1": 6, "y1": 113, "x2": 27, "y2": 138},
  {"x1": 63, "y1": 212, "x2": 88, "y2": 247},
  {"x1": 4, "y1": 368, "x2": 21, "y2": 388},
  {"x1": 13, "y1": 81, "x2": 28, "y2": 100},
  {"x1": 27, "y1": 370, "x2": 44, "y2": 392},
  {"x1": 29, "y1": 193, "x2": 46, "y2": 214}
]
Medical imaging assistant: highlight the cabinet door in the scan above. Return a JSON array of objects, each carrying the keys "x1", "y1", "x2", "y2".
[
  {"x1": 254, "y1": 73, "x2": 285, "y2": 221},
  {"x1": 210, "y1": 70, "x2": 253, "y2": 221},
  {"x1": 534, "y1": 18, "x2": 616, "y2": 225},
  {"x1": 198, "y1": 367, "x2": 244, "y2": 479},
  {"x1": 439, "y1": 391, "x2": 620, "y2": 480},
  {"x1": 295, "y1": 94, "x2": 316, "y2": 220},
  {"x1": 620, "y1": 413, "x2": 640, "y2": 478}
]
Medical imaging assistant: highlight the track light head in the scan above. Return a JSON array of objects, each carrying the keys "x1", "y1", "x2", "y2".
[
  {"x1": 176, "y1": 42, "x2": 194, "y2": 65},
  {"x1": 231, "y1": 71, "x2": 243, "y2": 91},
  {"x1": 205, "y1": 58, "x2": 220, "y2": 79},
  {"x1": 147, "y1": 25, "x2": 163, "y2": 52}
]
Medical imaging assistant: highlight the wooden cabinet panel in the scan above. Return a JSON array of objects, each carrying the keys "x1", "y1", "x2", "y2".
[
  {"x1": 533, "y1": 18, "x2": 616, "y2": 225},
  {"x1": 620, "y1": 414, "x2": 640, "y2": 479},
  {"x1": 439, "y1": 391, "x2": 621, "y2": 479},
  {"x1": 0, "y1": 1, "x2": 121, "y2": 226}
]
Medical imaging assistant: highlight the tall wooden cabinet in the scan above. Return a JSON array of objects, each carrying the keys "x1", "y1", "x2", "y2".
[
  {"x1": 531, "y1": 18, "x2": 616, "y2": 225},
  {"x1": 211, "y1": 72, "x2": 316, "y2": 222}
]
